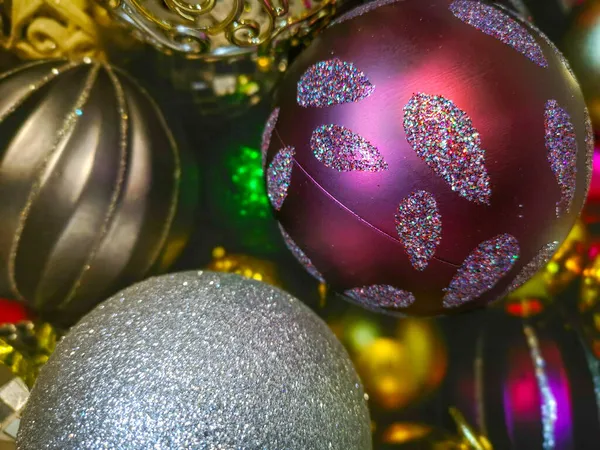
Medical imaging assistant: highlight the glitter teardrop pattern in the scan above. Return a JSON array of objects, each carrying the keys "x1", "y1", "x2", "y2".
[
  {"x1": 261, "y1": 107, "x2": 280, "y2": 168},
  {"x1": 395, "y1": 191, "x2": 442, "y2": 271},
  {"x1": 509, "y1": 241, "x2": 559, "y2": 291},
  {"x1": 297, "y1": 58, "x2": 375, "y2": 108},
  {"x1": 404, "y1": 93, "x2": 492, "y2": 204},
  {"x1": 584, "y1": 108, "x2": 594, "y2": 202},
  {"x1": 544, "y1": 100, "x2": 578, "y2": 218},
  {"x1": 345, "y1": 285, "x2": 416, "y2": 309},
  {"x1": 443, "y1": 234, "x2": 520, "y2": 308},
  {"x1": 449, "y1": 0, "x2": 547, "y2": 68},
  {"x1": 267, "y1": 147, "x2": 295, "y2": 211},
  {"x1": 310, "y1": 124, "x2": 388, "y2": 172},
  {"x1": 278, "y1": 223, "x2": 325, "y2": 282}
]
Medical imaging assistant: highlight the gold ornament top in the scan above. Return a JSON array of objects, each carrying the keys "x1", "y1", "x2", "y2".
[
  {"x1": 99, "y1": 0, "x2": 339, "y2": 59},
  {"x1": 0, "y1": 0, "x2": 106, "y2": 60}
]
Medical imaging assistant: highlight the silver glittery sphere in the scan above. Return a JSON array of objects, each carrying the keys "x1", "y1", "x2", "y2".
[{"x1": 17, "y1": 271, "x2": 372, "y2": 450}]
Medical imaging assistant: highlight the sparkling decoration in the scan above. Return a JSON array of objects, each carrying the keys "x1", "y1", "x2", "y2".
[
  {"x1": 443, "y1": 234, "x2": 520, "y2": 308},
  {"x1": 545, "y1": 99, "x2": 578, "y2": 217},
  {"x1": 310, "y1": 124, "x2": 388, "y2": 172},
  {"x1": 262, "y1": 108, "x2": 280, "y2": 168},
  {"x1": 404, "y1": 93, "x2": 491, "y2": 204},
  {"x1": 265, "y1": 0, "x2": 589, "y2": 316},
  {"x1": 449, "y1": 0, "x2": 547, "y2": 68},
  {"x1": 278, "y1": 223, "x2": 325, "y2": 282},
  {"x1": 331, "y1": 0, "x2": 402, "y2": 25},
  {"x1": 509, "y1": 241, "x2": 560, "y2": 291},
  {"x1": 297, "y1": 59, "x2": 374, "y2": 108},
  {"x1": 99, "y1": 0, "x2": 340, "y2": 58},
  {"x1": 395, "y1": 191, "x2": 442, "y2": 271},
  {"x1": 267, "y1": 147, "x2": 295, "y2": 211},
  {"x1": 16, "y1": 272, "x2": 372, "y2": 449},
  {"x1": 0, "y1": 60, "x2": 197, "y2": 326},
  {"x1": 345, "y1": 285, "x2": 416, "y2": 310},
  {"x1": 530, "y1": 23, "x2": 577, "y2": 80},
  {"x1": 584, "y1": 108, "x2": 595, "y2": 202}
]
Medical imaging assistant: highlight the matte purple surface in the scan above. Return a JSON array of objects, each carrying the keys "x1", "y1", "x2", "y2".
[{"x1": 264, "y1": 0, "x2": 589, "y2": 316}]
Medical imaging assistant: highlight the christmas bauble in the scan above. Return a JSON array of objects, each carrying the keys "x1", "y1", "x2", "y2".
[
  {"x1": 263, "y1": 0, "x2": 592, "y2": 316},
  {"x1": 328, "y1": 306, "x2": 447, "y2": 412},
  {"x1": 0, "y1": 60, "x2": 197, "y2": 325},
  {"x1": 17, "y1": 271, "x2": 372, "y2": 449},
  {"x1": 563, "y1": 1, "x2": 600, "y2": 130},
  {"x1": 443, "y1": 309, "x2": 600, "y2": 449}
]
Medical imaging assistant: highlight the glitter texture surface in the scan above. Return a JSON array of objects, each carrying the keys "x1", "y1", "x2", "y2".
[
  {"x1": 17, "y1": 272, "x2": 372, "y2": 450},
  {"x1": 545, "y1": 99, "x2": 578, "y2": 217},
  {"x1": 404, "y1": 93, "x2": 491, "y2": 204},
  {"x1": 395, "y1": 191, "x2": 442, "y2": 271},
  {"x1": 345, "y1": 285, "x2": 416, "y2": 310},
  {"x1": 267, "y1": 146, "x2": 295, "y2": 211},
  {"x1": 510, "y1": 241, "x2": 559, "y2": 291},
  {"x1": 331, "y1": 0, "x2": 401, "y2": 25},
  {"x1": 450, "y1": 0, "x2": 547, "y2": 68},
  {"x1": 261, "y1": 107, "x2": 280, "y2": 168},
  {"x1": 278, "y1": 223, "x2": 325, "y2": 282},
  {"x1": 310, "y1": 124, "x2": 388, "y2": 172},
  {"x1": 443, "y1": 234, "x2": 520, "y2": 308},
  {"x1": 297, "y1": 59, "x2": 374, "y2": 108},
  {"x1": 584, "y1": 108, "x2": 594, "y2": 201}
]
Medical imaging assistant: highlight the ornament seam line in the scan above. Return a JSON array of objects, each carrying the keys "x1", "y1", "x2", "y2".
[
  {"x1": 291, "y1": 159, "x2": 460, "y2": 267},
  {"x1": 8, "y1": 63, "x2": 102, "y2": 305}
]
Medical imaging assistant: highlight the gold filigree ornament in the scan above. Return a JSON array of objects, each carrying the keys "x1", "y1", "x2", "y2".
[
  {"x1": 99, "y1": 0, "x2": 339, "y2": 58},
  {"x1": 0, "y1": 0, "x2": 106, "y2": 60},
  {"x1": 98, "y1": 0, "x2": 342, "y2": 115}
]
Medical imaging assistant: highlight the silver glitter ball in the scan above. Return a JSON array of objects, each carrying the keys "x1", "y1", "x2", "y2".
[{"x1": 17, "y1": 271, "x2": 372, "y2": 450}]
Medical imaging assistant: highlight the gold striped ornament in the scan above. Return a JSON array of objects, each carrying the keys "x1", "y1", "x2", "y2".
[{"x1": 0, "y1": 59, "x2": 197, "y2": 325}]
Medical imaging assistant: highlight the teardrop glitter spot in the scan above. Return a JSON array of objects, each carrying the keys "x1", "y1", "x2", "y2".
[
  {"x1": 310, "y1": 124, "x2": 388, "y2": 172},
  {"x1": 345, "y1": 285, "x2": 416, "y2": 309},
  {"x1": 278, "y1": 223, "x2": 325, "y2": 282},
  {"x1": 267, "y1": 146, "x2": 295, "y2": 211},
  {"x1": 395, "y1": 191, "x2": 442, "y2": 271},
  {"x1": 450, "y1": 0, "x2": 547, "y2": 68},
  {"x1": 443, "y1": 234, "x2": 520, "y2": 308},
  {"x1": 509, "y1": 241, "x2": 559, "y2": 292},
  {"x1": 261, "y1": 107, "x2": 280, "y2": 168},
  {"x1": 404, "y1": 93, "x2": 491, "y2": 204},
  {"x1": 584, "y1": 108, "x2": 595, "y2": 202},
  {"x1": 545, "y1": 100, "x2": 578, "y2": 217},
  {"x1": 297, "y1": 58, "x2": 374, "y2": 108}
]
